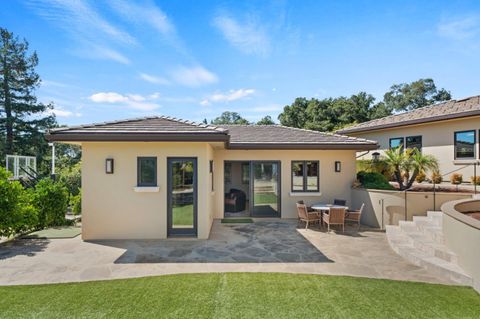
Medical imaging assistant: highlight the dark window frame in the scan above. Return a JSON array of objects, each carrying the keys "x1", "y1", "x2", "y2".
[
  {"x1": 389, "y1": 137, "x2": 404, "y2": 151},
  {"x1": 137, "y1": 157, "x2": 157, "y2": 187},
  {"x1": 406, "y1": 135, "x2": 422, "y2": 153},
  {"x1": 454, "y1": 130, "x2": 476, "y2": 160},
  {"x1": 291, "y1": 160, "x2": 320, "y2": 193}
]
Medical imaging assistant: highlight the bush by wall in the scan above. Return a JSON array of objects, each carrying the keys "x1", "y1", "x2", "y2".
[
  {"x1": 70, "y1": 190, "x2": 81, "y2": 215},
  {"x1": 0, "y1": 167, "x2": 38, "y2": 237},
  {"x1": 57, "y1": 162, "x2": 81, "y2": 196},
  {"x1": 415, "y1": 171, "x2": 426, "y2": 183},
  {"x1": 471, "y1": 176, "x2": 480, "y2": 186},
  {"x1": 450, "y1": 173, "x2": 463, "y2": 185},
  {"x1": 33, "y1": 178, "x2": 69, "y2": 228},
  {"x1": 431, "y1": 171, "x2": 443, "y2": 184},
  {"x1": 356, "y1": 159, "x2": 392, "y2": 180},
  {"x1": 356, "y1": 171, "x2": 395, "y2": 190}
]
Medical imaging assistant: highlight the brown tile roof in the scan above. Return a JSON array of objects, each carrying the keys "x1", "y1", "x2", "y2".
[
  {"x1": 337, "y1": 95, "x2": 480, "y2": 134},
  {"x1": 47, "y1": 116, "x2": 378, "y2": 150},
  {"x1": 218, "y1": 125, "x2": 377, "y2": 149}
]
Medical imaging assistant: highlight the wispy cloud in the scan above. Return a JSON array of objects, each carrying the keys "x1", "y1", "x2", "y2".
[
  {"x1": 438, "y1": 15, "x2": 480, "y2": 40},
  {"x1": 170, "y1": 66, "x2": 218, "y2": 87},
  {"x1": 139, "y1": 73, "x2": 170, "y2": 85},
  {"x1": 89, "y1": 92, "x2": 161, "y2": 111},
  {"x1": 50, "y1": 108, "x2": 82, "y2": 118},
  {"x1": 200, "y1": 89, "x2": 255, "y2": 106},
  {"x1": 213, "y1": 14, "x2": 270, "y2": 56},
  {"x1": 26, "y1": 0, "x2": 135, "y2": 63}
]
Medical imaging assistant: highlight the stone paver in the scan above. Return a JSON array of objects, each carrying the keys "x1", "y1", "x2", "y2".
[{"x1": 0, "y1": 220, "x2": 457, "y2": 285}]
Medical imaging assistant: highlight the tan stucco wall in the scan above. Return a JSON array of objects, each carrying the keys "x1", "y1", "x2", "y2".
[
  {"x1": 213, "y1": 149, "x2": 358, "y2": 219},
  {"x1": 351, "y1": 188, "x2": 471, "y2": 228},
  {"x1": 81, "y1": 142, "x2": 358, "y2": 240},
  {"x1": 82, "y1": 142, "x2": 212, "y2": 240},
  {"x1": 442, "y1": 211, "x2": 480, "y2": 292},
  {"x1": 350, "y1": 116, "x2": 480, "y2": 179}
]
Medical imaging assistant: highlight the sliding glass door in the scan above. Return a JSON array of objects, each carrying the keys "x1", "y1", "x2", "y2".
[
  {"x1": 167, "y1": 158, "x2": 197, "y2": 236},
  {"x1": 251, "y1": 161, "x2": 280, "y2": 217}
]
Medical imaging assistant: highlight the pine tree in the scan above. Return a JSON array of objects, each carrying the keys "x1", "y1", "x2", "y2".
[{"x1": 0, "y1": 28, "x2": 55, "y2": 162}]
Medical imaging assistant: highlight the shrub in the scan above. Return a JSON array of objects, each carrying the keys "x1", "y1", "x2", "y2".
[
  {"x1": 471, "y1": 176, "x2": 480, "y2": 185},
  {"x1": 70, "y1": 190, "x2": 82, "y2": 215},
  {"x1": 431, "y1": 171, "x2": 442, "y2": 184},
  {"x1": 356, "y1": 171, "x2": 394, "y2": 190},
  {"x1": 415, "y1": 171, "x2": 426, "y2": 183},
  {"x1": 450, "y1": 173, "x2": 463, "y2": 185},
  {"x1": 356, "y1": 159, "x2": 391, "y2": 180},
  {"x1": 57, "y1": 162, "x2": 81, "y2": 196},
  {"x1": 0, "y1": 167, "x2": 38, "y2": 237},
  {"x1": 33, "y1": 178, "x2": 69, "y2": 227}
]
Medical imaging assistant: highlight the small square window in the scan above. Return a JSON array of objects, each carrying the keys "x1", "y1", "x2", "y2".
[
  {"x1": 406, "y1": 136, "x2": 422, "y2": 153},
  {"x1": 292, "y1": 161, "x2": 319, "y2": 192},
  {"x1": 389, "y1": 137, "x2": 404, "y2": 151},
  {"x1": 455, "y1": 131, "x2": 475, "y2": 159},
  {"x1": 137, "y1": 157, "x2": 157, "y2": 186}
]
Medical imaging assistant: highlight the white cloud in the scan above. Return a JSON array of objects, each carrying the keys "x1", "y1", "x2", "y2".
[
  {"x1": 46, "y1": 107, "x2": 82, "y2": 118},
  {"x1": 90, "y1": 92, "x2": 128, "y2": 103},
  {"x1": 89, "y1": 92, "x2": 161, "y2": 111},
  {"x1": 108, "y1": 0, "x2": 174, "y2": 36},
  {"x1": 170, "y1": 66, "x2": 218, "y2": 87},
  {"x1": 201, "y1": 89, "x2": 255, "y2": 105},
  {"x1": 139, "y1": 73, "x2": 170, "y2": 85},
  {"x1": 27, "y1": 0, "x2": 135, "y2": 63},
  {"x1": 213, "y1": 14, "x2": 270, "y2": 56},
  {"x1": 438, "y1": 15, "x2": 480, "y2": 40}
]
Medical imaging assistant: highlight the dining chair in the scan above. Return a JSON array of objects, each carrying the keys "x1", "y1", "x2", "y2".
[
  {"x1": 322, "y1": 207, "x2": 346, "y2": 232},
  {"x1": 345, "y1": 203, "x2": 364, "y2": 230},
  {"x1": 296, "y1": 202, "x2": 321, "y2": 229},
  {"x1": 333, "y1": 198, "x2": 347, "y2": 206}
]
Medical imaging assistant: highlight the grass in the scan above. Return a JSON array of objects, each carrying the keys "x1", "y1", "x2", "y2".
[
  {"x1": 254, "y1": 192, "x2": 278, "y2": 204},
  {"x1": 22, "y1": 226, "x2": 81, "y2": 239},
  {"x1": 0, "y1": 273, "x2": 478, "y2": 319},
  {"x1": 172, "y1": 204, "x2": 193, "y2": 226},
  {"x1": 221, "y1": 218, "x2": 254, "y2": 223}
]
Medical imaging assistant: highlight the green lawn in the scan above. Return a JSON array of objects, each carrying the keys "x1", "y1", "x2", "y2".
[
  {"x1": 254, "y1": 192, "x2": 278, "y2": 204},
  {"x1": 172, "y1": 204, "x2": 193, "y2": 226},
  {"x1": 0, "y1": 273, "x2": 478, "y2": 319}
]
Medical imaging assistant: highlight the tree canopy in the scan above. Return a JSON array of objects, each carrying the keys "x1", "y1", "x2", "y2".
[
  {"x1": 278, "y1": 78, "x2": 451, "y2": 132},
  {"x1": 211, "y1": 111, "x2": 250, "y2": 125},
  {"x1": 383, "y1": 78, "x2": 451, "y2": 113},
  {"x1": 256, "y1": 115, "x2": 275, "y2": 125}
]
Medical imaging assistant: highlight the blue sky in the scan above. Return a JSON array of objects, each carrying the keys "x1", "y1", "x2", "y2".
[{"x1": 2, "y1": 0, "x2": 480, "y2": 125}]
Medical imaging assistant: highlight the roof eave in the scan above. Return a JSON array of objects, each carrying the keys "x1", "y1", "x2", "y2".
[
  {"x1": 45, "y1": 132, "x2": 229, "y2": 143},
  {"x1": 227, "y1": 143, "x2": 379, "y2": 150},
  {"x1": 338, "y1": 110, "x2": 480, "y2": 135}
]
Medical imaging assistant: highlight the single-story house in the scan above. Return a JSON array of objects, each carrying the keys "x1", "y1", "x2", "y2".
[
  {"x1": 337, "y1": 95, "x2": 480, "y2": 180},
  {"x1": 47, "y1": 116, "x2": 377, "y2": 240}
]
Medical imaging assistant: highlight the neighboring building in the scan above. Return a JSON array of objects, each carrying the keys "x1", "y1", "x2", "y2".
[
  {"x1": 337, "y1": 95, "x2": 480, "y2": 180},
  {"x1": 47, "y1": 116, "x2": 377, "y2": 240}
]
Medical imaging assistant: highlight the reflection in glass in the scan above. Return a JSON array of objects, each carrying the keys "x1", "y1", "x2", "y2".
[
  {"x1": 171, "y1": 160, "x2": 194, "y2": 229},
  {"x1": 252, "y1": 162, "x2": 279, "y2": 217},
  {"x1": 306, "y1": 161, "x2": 319, "y2": 191},
  {"x1": 455, "y1": 131, "x2": 475, "y2": 158},
  {"x1": 292, "y1": 161, "x2": 304, "y2": 191}
]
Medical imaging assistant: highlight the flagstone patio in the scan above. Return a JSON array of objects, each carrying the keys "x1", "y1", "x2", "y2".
[{"x1": 0, "y1": 219, "x2": 457, "y2": 285}]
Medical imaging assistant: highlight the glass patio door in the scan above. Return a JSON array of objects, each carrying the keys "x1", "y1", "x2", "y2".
[
  {"x1": 251, "y1": 161, "x2": 280, "y2": 217},
  {"x1": 167, "y1": 158, "x2": 197, "y2": 236}
]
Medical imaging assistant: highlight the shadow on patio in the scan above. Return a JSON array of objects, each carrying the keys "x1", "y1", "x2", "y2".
[{"x1": 92, "y1": 220, "x2": 334, "y2": 264}]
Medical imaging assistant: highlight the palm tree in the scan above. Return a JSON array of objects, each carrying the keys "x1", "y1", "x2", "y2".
[
  {"x1": 384, "y1": 147, "x2": 406, "y2": 190},
  {"x1": 405, "y1": 149, "x2": 438, "y2": 189},
  {"x1": 384, "y1": 147, "x2": 438, "y2": 190}
]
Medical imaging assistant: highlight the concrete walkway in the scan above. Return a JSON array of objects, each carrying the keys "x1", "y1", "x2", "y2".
[{"x1": 0, "y1": 220, "x2": 457, "y2": 286}]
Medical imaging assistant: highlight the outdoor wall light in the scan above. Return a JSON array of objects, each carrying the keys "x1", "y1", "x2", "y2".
[
  {"x1": 105, "y1": 158, "x2": 114, "y2": 174},
  {"x1": 335, "y1": 161, "x2": 341, "y2": 172},
  {"x1": 372, "y1": 152, "x2": 380, "y2": 161}
]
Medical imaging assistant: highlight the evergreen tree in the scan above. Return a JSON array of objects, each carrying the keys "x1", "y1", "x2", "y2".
[{"x1": 0, "y1": 28, "x2": 55, "y2": 163}]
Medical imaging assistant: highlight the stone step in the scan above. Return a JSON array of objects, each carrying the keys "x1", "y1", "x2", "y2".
[
  {"x1": 395, "y1": 245, "x2": 471, "y2": 286},
  {"x1": 427, "y1": 211, "x2": 443, "y2": 226},
  {"x1": 385, "y1": 223, "x2": 471, "y2": 286}
]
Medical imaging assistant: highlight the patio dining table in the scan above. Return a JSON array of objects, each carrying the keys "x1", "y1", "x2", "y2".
[{"x1": 311, "y1": 203, "x2": 349, "y2": 226}]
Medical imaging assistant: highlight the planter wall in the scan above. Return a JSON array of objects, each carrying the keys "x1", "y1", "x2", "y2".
[{"x1": 352, "y1": 188, "x2": 471, "y2": 228}]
